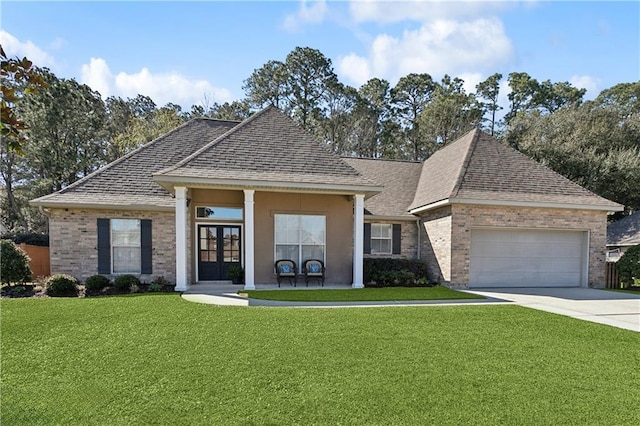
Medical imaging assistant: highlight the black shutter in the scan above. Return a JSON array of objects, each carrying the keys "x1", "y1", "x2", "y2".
[
  {"x1": 141, "y1": 219, "x2": 152, "y2": 274},
  {"x1": 392, "y1": 224, "x2": 401, "y2": 255},
  {"x1": 363, "y1": 223, "x2": 371, "y2": 254},
  {"x1": 97, "y1": 219, "x2": 111, "y2": 274}
]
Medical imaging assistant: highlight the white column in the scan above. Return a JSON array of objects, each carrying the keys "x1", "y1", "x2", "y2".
[
  {"x1": 353, "y1": 194, "x2": 365, "y2": 288},
  {"x1": 243, "y1": 189, "x2": 256, "y2": 290},
  {"x1": 175, "y1": 186, "x2": 188, "y2": 291}
]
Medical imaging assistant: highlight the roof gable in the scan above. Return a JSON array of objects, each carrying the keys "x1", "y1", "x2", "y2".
[
  {"x1": 410, "y1": 128, "x2": 622, "y2": 212},
  {"x1": 31, "y1": 118, "x2": 239, "y2": 208},
  {"x1": 608, "y1": 211, "x2": 640, "y2": 246},
  {"x1": 155, "y1": 106, "x2": 377, "y2": 189}
]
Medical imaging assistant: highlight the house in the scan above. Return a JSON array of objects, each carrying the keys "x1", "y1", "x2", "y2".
[
  {"x1": 31, "y1": 106, "x2": 623, "y2": 290},
  {"x1": 606, "y1": 211, "x2": 640, "y2": 261}
]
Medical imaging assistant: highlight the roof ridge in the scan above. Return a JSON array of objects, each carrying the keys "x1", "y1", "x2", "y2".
[
  {"x1": 54, "y1": 118, "x2": 199, "y2": 195},
  {"x1": 451, "y1": 128, "x2": 481, "y2": 198},
  {"x1": 155, "y1": 106, "x2": 273, "y2": 176},
  {"x1": 342, "y1": 156, "x2": 423, "y2": 164}
]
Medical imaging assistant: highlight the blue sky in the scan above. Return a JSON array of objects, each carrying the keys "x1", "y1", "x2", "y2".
[{"x1": 2, "y1": 1, "x2": 639, "y2": 110}]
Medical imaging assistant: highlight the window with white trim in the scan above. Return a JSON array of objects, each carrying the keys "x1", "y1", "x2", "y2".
[
  {"x1": 371, "y1": 223, "x2": 393, "y2": 254},
  {"x1": 111, "y1": 219, "x2": 141, "y2": 273},
  {"x1": 275, "y1": 214, "x2": 325, "y2": 267}
]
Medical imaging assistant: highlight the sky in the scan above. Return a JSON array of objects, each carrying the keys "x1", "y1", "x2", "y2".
[{"x1": 2, "y1": 0, "x2": 639, "y2": 111}]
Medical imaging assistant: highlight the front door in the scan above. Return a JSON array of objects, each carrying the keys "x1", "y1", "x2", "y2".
[{"x1": 198, "y1": 225, "x2": 241, "y2": 281}]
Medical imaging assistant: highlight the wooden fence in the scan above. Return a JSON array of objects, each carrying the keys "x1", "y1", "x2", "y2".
[
  {"x1": 18, "y1": 243, "x2": 50, "y2": 278},
  {"x1": 605, "y1": 262, "x2": 620, "y2": 289}
]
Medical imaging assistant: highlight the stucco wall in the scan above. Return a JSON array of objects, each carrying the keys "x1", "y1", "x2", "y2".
[
  {"x1": 449, "y1": 204, "x2": 608, "y2": 288},
  {"x1": 253, "y1": 192, "x2": 354, "y2": 284},
  {"x1": 48, "y1": 208, "x2": 176, "y2": 283}
]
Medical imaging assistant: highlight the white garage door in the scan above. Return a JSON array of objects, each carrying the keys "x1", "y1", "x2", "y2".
[{"x1": 469, "y1": 229, "x2": 587, "y2": 288}]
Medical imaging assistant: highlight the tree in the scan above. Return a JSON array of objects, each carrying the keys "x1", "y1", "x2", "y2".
[
  {"x1": 208, "y1": 100, "x2": 251, "y2": 121},
  {"x1": 0, "y1": 45, "x2": 47, "y2": 153},
  {"x1": 593, "y1": 82, "x2": 640, "y2": 119},
  {"x1": 533, "y1": 80, "x2": 585, "y2": 114},
  {"x1": 0, "y1": 239, "x2": 31, "y2": 284},
  {"x1": 419, "y1": 75, "x2": 482, "y2": 152},
  {"x1": 506, "y1": 98, "x2": 640, "y2": 213},
  {"x1": 476, "y1": 73, "x2": 503, "y2": 135},
  {"x1": 315, "y1": 81, "x2": 358, "y2": 155},
  {"x1": 284, "y1": 47, "x2": 338, "y2": 129},
  {"x1": 505, "y1": 72, "x2": 539, "y2": 124},
  {"x1": 242, "y1": 60, "x2": 289, "y2": 110},
  {"x1": 390, "y1": 73, "x2": 436, "y2": 160}
]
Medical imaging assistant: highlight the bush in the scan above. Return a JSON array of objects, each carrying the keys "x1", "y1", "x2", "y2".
[
  {"x1": 45, "y1": 274, "x2": 79, "y2": 297},
  {"x1": 363, "y1": 258, "x2": 431, "y2": 287},
  {"x1": 113, "y1": 274, "x2": 140, "y2": 292},
  {"x1": 0, "y1": 239, "x2": 32, "y2": 284},
  {"x1": 0, "y1": 232, "x2": 49, "y2": 247},
  {"x1": 148, "y1": 283, "x2": 163, "y2": 293},
  {"x1": 85, "y1": 275, "x2": 110, "y2": 291},
  {"x1": 617, "y1": 245, "x2": 640, "y2": 287}
]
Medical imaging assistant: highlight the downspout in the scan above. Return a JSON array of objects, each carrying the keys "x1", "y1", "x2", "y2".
[{"x1": 416, "y1": 218, "x2": 421, "y2": 259}]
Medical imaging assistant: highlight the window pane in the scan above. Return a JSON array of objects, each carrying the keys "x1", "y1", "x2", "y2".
[
  {"x1": 371, "y1": 223, "x2": 391, "y2": 238},
  {"x1": 301, "y1": 215, "x2": 325, "y2": 244},
  {"x1": 113, "y1": 247, "x2": 141, "y2": 273},
  {"x1": 371, "y1": 239, "x2": 391, "y2": 255},
  {"x1": 196, "y1": 206, "x2": 243, "y2": 220},
  {"x1": 112, "y1": 219, "x2": 141, "y2": 245},
  {"x1": 302, "y1": 245, "x2": 324, "y2": 263},
  {"x1": 275, "y1": 245, "x2": 298, "y2": 262}
]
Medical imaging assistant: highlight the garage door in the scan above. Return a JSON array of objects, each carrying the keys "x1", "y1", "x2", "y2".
[{"x1": 469, "y1": 229, "x2": 586, "y2": 288}]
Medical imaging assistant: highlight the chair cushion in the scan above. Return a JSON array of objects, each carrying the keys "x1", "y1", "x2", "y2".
[
  {"x1": 279, "y1": 264, "x2": 292, "y2": 274},
  {"x1": 308, "y1": 263, "x2": 321, "y2": 273}
]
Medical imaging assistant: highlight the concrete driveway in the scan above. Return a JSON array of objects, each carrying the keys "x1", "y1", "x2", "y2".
[{"x1": 467, "y1": 287, "x2": 640, "y2": 332}]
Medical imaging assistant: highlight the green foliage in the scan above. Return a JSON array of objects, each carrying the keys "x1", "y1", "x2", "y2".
[
  {"x1": 363, "y1": 258, "x2": 430, "y2": 287},
  {"x1": 45, "y1": 274, "x2": 79, "y2": 297},
  {"x1": 0, "y1": 239, "x2": 31, "y2": 284},
  {"x1": 616, "y1": 245, "x2": 640, "y2": 287},
  {"x1": 84, "y1": 275, "x2": 110, "y2": 291},
  {"x1": 148, "y1": 283, "x2": 163, "y2": 293},
  {"x1": 0, "y1": 232, "x2": 49, "y2": 246},
  {"x1": 113, "y1": 274, "x2": 140, "y2": 292}
]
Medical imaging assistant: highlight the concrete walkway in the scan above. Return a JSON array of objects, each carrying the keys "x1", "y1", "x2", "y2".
[
  {"x1": 467, "y1": 287, "x2": 640, "y2": 332},
  {"x1": 181, "y1": 284, "x2": 640, "y2": 332}
]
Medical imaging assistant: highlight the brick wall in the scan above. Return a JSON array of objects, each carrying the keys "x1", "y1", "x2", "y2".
[
  {"x1": 363, "y1": 219, "x2": 420, "y2": 260},
  {"x1": 418, "y1": 206, "x2": 452, "y2": 282},
  {"x1": 450, "y1": 204, "x2": 607, "y2": 288},
  {"x1": 48, "y1": 209, "x2": 176, "y2": 283}
]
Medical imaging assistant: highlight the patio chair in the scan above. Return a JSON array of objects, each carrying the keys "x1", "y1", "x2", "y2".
[
  {"x1": 303, "y1": 259, "x2": 325, "y2": 287},
  {"x1": 275, "y1": 259, "x2": 297, "y2": 287}
]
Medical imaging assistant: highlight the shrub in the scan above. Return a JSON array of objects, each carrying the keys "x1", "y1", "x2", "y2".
[
  {"x1": 0, "y1": 239, "x2": 32, "y2": 284},
  {"x1": 363, "y1": 258, "x2": 431, "y2": 287},
  {"x1": 151, "y1": 276, "x2": 170, "y2": 286},
  {"x1": 617, "y1": 245, "x2": 640, "y2": 287},
  {"x1": 0, "y1": 232, "x2": 49, "y2": 247},
  {"x1": 45, "y1": 274, "x2": 79, "y2": 297},
  {"x1": 148, "y1": 283, "x2": 163, "y2": 292},
  {"x1": 113, "y1": 274, "x2": 140, "y2": 292},
  {"x1": 85, "y1": 275, "x2": 110, "y2": 291}
]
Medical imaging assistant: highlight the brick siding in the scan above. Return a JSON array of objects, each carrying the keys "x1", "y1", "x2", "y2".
[{"x1": 48, "y1": 209, "x2": 176, "y2": 283}]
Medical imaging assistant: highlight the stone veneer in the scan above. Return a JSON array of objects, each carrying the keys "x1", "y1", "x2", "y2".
[
  {"x1": 48, "y1": 208, "x2": 176, "y2": 283},
  {"x1": 419, "y1": 204, "x2": 608, "y2": 288}
]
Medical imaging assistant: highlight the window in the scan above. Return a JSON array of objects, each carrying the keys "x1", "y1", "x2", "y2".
[
  {"x1": 111, "y1": 219, "x2": 141, "y2": 273},
  {"x1": 97, "y1": 218, "x2": 152, "y2": 275},
  {"x1": 196, "y1": 206, "x2": 243, "y2": 220},
  {"x1": 275, "y1": 214, "x2": 325, "y2": 267},
  {"x1": 364, "y1": 223, "x2": 401, "y2": 255},
  {"x1": 371, "y1": 223, "x2": 392, "y2": 254}
]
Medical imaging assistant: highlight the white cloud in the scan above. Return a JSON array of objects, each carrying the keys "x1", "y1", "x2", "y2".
[
  {"x1": 0, "y1": 30, "x2": 55, "y2": 67},
  {"x1": 50, "y1": 37, "x2": 66, "y2": 50},
  {"x1": 349, "y1": 0, "x2": 512, "y2": 24},
  {"x1": 282, "y1": 0, "x2": 328, "y2": 32},
  {"x1": 337, "y1": 18, "x2": 514, "y2": 87},
  {"x1": 569, "y1": 75, "x2": 601, "y2": 98},
  {"x1": 458, "y1": 72, "x2": 484, "y2": 95},
  {"x1": 81, "y1": 57, "x2": 232, "y2": 108}
]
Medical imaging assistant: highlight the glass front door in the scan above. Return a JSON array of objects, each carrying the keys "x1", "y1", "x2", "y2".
[{"x1": 198, "y1": 225, "x2": 241, "y2": 281}]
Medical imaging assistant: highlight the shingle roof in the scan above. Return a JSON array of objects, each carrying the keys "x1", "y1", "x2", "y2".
[
  {"x1": 409, "y1": 128, "x2": 623, "y2": 212},
  {"x1": 31, "y1": 118, "x2": 239, "y2": 209},
  {"x1": 607, "y1": 211, "x2": 640, "y2": 246},
  {"x1": 154, "y1": 106, "x2": 378, "y2": 189},
  {"x1": 344, "y1": 158, "x2": 422, "y2": 218}
]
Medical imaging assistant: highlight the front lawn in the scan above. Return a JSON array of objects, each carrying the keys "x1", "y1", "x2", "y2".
[
  {"x1": 2, "y1": 295, "x2": 638, "y2": 425},
  {"x1": 242, "y1": 286, "x2": 483, "y2": 301}
]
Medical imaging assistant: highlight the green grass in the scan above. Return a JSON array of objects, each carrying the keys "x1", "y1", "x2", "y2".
[
  {"x1": 242, "y1": 286, "x2": 484, "y2": 301},
  {"x1": 2, "y1": 295, "x2": 639, "y2": 425}
]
